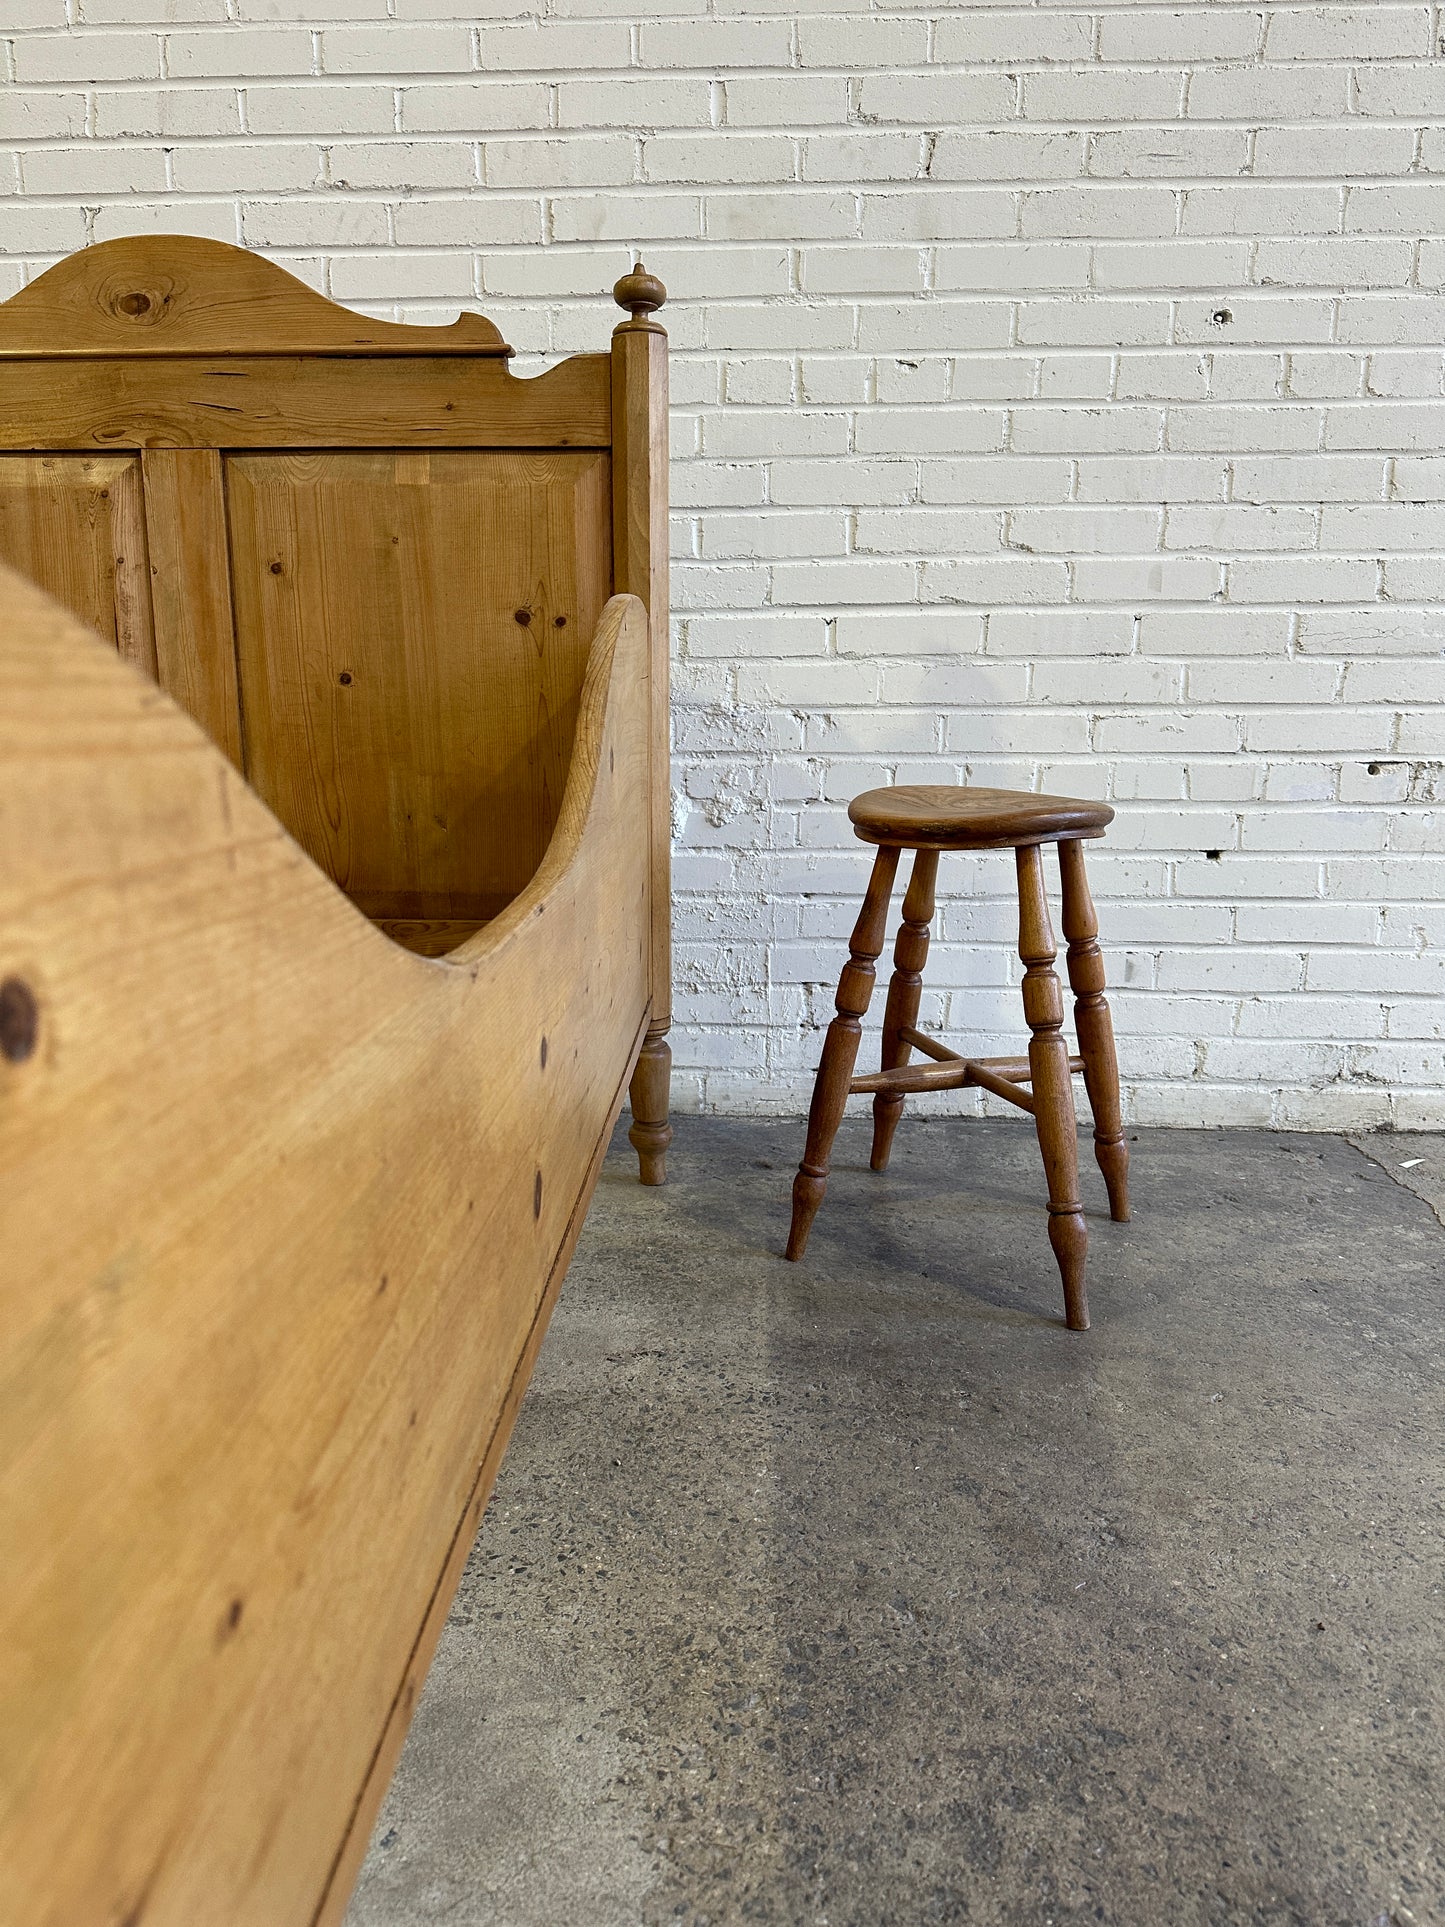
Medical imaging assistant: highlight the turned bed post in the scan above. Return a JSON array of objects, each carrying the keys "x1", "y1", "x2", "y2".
[{"x1": 612, "y1": 265, "x2": 672, "y2": 1185}]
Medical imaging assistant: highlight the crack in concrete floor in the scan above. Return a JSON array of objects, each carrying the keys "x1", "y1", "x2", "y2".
[{"x1": 1349, "y1": 1133, "x2": 1445, "y2": 1232}]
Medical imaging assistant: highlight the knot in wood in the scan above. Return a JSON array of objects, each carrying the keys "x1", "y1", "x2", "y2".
[
  {"x1": 106, "y1": 279, "x2": 171, "y2": 326},
  {"x1": 0, "y1": 977, "x2": 39, "y2": 1063}
]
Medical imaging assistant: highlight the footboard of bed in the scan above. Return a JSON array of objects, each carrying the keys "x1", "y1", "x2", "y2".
[{"x1": 0, "y1": 570, "x2": 653, "y2": 1927}]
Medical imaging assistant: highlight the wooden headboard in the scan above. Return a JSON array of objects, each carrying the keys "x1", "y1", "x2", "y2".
[{"x1": 0, "y1": 237, "x2": 669, "y2": 982}]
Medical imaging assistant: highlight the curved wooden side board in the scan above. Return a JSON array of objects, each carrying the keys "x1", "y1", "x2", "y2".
[{"x1": 0, "y1": 567, "x2": 652, "y2": 1926}]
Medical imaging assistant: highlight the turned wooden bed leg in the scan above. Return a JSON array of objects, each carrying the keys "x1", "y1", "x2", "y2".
[
  {"x1": 786, "y1": 844, "x2": 900, "y2": 1261},
  {"x1": 629, "y1": 1028, "x2": 672, "y2": 1186},
  {"x1": 1017, "y1": 843, "x2": 1089, "y2": 1332},
  {"x1": 871, "y1": 846, "x2": 939, "y2": 1173},
  {"x1": 1058, "y1": 838, "x2": 1130, "y2": 1223}
]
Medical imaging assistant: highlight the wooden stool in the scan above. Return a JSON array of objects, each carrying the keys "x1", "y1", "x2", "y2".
[{"x1": 784, "y1": 786, "x2": 1131, "y2": 1330}]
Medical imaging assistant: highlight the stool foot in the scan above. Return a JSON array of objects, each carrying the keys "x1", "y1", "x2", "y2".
[
  {"x1": 785, "y1": 845, "x2": 900, "y2": 1261},
  {"x1": 1049, "y1": 1209, "x2": 1090, "y2": 1332},
  {"x1": 1096, "y1": 1139, "x2": 1131, "y2": 1224},
  {"x1": 869, "y1": 1099, "x2": 903, "y2": 1174},
  {"x1": 785, "y1": 1170, "x2": 826, "y2": 1261}
]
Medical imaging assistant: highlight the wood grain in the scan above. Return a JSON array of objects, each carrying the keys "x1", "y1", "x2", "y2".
[
  {"x1": 849, "y1": 783, "x2": 1113, "y2": 849},
  {"x1": 0, "y1": 566, "x2": 652, "y2": 1927},
  {"x1": 141, "y1": 447, "x2": 243, "y2": 767},
  {"x1": 0, "y1": 453, "x2": 156, "y2": 676},
  {"x1": 226, "y1": 449, "x2": 612, "y2": 928},
  {"x1": 370, "y1": 917, "x2": 489, "y2": 959},
  {"x1": 0, "y1": 353, "x2": 611, "y2": 452}
]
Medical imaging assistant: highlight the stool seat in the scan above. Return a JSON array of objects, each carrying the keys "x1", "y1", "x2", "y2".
[{"x1": 849, "y1": 785, "x2": 1114, "y2": 850}]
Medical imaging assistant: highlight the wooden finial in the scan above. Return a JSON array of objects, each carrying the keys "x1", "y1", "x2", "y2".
[{"x1": 613, "y1": 262, "x2": 667, "y2": 332}]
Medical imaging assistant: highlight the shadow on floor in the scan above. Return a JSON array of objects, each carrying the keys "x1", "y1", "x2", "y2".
[{"x1": 347, "y1": 1118, "x2": 1444, "y2": 1927}]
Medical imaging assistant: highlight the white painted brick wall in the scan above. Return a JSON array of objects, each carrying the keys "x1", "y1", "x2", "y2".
[{"x1": 2, "y1": 0, "x2": 1443, "y2": 1130}]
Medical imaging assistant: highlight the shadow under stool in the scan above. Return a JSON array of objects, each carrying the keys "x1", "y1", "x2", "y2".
[{"x1": 784, "y1": 785, "x2": 1131, "y2": 1331}]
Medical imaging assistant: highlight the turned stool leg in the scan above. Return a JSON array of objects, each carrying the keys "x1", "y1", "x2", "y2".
[
  {"x1": 1058, "y1": 839, "x2": 1130, "y2": 1223},
  {"x1": 870, "y1": 846, "x2": 939, "y2": 1173},
  {"x1": 1017, "y1": 843, "x2": 1089, "y2": 1330},
  {"x1": 628, "y1": 1027, "x2": 672, "y2": 1186},
  {"x1": 786, "y1": 844, "x2": 901, "y2": 1261}
]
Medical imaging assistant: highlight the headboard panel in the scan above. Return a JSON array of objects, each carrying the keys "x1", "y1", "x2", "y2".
[
  {"x1": 0, "y1": 238, "x2": 663, "y2": 970},
  {"x1": 0, "y1": 454, "x2": 157, "y2": 676},
  {"x1": 227, "y1": 448, "x2": 612, "y2": 929}
]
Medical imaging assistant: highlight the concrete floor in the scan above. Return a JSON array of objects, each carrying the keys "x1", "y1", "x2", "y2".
[{"x1": 347, "y1": 1119, "x2": 1445, "y2": 1927}]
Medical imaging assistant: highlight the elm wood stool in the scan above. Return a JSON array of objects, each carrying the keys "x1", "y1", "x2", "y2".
[{"x1": 784, "y1": 786, "x2": 1131, "y2": 1331}]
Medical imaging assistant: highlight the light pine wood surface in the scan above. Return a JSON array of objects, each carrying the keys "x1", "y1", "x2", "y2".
[
  {"x1": 0, "y1": 453, "x2": 157, "y2": 675},
  {"x1": 227, "y1": 449, "x2": 613, "y2": 923},
  {"x1": 0, "y1": 233, "x2": 512, "y2": 360},
  {"x1": 0, "y1": 567, "x2": 652, "y2": 1927},
  {"x1": 141, "y1": 446, "x2": 244, "y2": 766},
  {"x1": 0, "y1": 237, "x2": 663, "y2": 978},
  {"x1": 0, "y1": 353, "x2": 612, "y2": 452}
]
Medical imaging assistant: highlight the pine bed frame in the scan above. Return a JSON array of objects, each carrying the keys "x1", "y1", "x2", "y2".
[{"x1": 0, "y1": 238, "x2": 670, "y2": 1925}]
